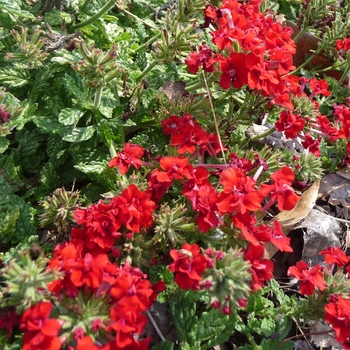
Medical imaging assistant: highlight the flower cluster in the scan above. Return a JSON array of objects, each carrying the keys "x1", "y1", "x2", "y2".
[{"x1": 186, "y1": 0, "x2": 297, "y2": 109}]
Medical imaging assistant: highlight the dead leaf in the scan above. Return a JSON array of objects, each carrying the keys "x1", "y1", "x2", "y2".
[
  {"x1": 318, "y1": 172, "x2": 350, "y2": 199},
  {"x1": 294, "y1": 209, "x2": 341, "y2": 264},
  {"x1": 264, "y1": 181, "x2": 320, "y2": 259},
  {"x1": 160, "y1": 80, "x2": 186, "y2": 102}
]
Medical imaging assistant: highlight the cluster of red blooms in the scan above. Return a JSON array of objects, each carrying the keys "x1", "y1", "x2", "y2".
[
  {"x1": 287, "y1": 246, "x2": 350, "y2": 349},
  {"x1": 336, "y1": 37, "x2": 350, "y2": 53},
  {"x1": 108, "y1": 114, "x2": 300, "y2": 297},
  {"x1": 185, "y1": 0, "x2": 297, "y2": 109}
]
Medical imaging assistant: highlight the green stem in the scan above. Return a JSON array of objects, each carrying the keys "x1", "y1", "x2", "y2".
[
  {"x1": 94, "y1": 85, "x2": 103, "y2": 109},
  {"x1": 120, "y1": 8, "x2": 158, "y2": 30},
  {"x1": 118, "y1": 124, "x2": 125, "y2": 145},
  {"x1": 336, "y1": 62, "x2": 350, "y2": 90},
  {"x1": 80, "y1": 0, "x2": 93, "y2": 12},
  {"x1": 185, "y1": 81, "x2": 204, "y2": 92},
  {"x1": 133, "y1": 32, "x2": 161, "y2": 54},
  {"x1": 74, "y1": 0, "x2": 116, "y2": 29},
  {"x1": 136, "y1": 60, "x2": 159, "y2": 81},
  {"x1": 250, "y1": 126, "x2": 276, "y2": 142},
  {"x1": 289, "y1": 52, "x2": 319, "y2": 75},
  {"x1": 244, "y1": 332, "x2": 259, "y2": 350},
  {"x1": 109, "y1": 141, "x2": 117, "y2": 158},
  {"x1": 292, "y1": 24, "x2": 307, "y2": 43}
]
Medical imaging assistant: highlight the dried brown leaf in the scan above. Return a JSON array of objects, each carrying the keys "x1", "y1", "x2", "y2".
[
  {"x1": 160, "y1": 80, "x2": 186, "y2": 102},
  {"x1": 264, "y1": 181, "x2": 320, "y2": 259}
]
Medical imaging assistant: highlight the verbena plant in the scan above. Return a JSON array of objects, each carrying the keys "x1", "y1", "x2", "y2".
[{"x1": 2, "y1": 0, "x2": 350, "y2": 349}]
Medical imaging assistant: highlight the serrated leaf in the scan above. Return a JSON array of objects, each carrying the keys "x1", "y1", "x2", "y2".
[
  {"x1": 197, "y1": 309, "x2": 238, "y2": 349},
  {"x1": 0, "y1": 67, "x2": 31, "y2": 88},
  {"x1": 0, "y1": 193, "x2": 36, "y2": 244},
  {"x1": 58, "y1": 108, "x2": 84, "y2": 126},
  {"x1": 75, "y1": 160, "x2": 107, "y2": 174},
  {"x1": 62, "y1": 125, "x2": 95, "y2": 142},
  {"x1": 151, "y1": 341, "x2": 174, "y2": 350},
  {"x1": 276, "y1": 317, "x2": 293, "y2": 341},
  {"x1": 169, "y1": 294, "x2": 198, "y2": 345},
  {"x1": 39, "y1": 163, "x2": 60, "y2": 193},
  {"x1": 260, "y1": 318, "x2": 276, "y2": 337},
  {"x1": 180, "y1": 342, "x2": 200, "y2": 350},
  {"x1": 0, "y1": 137, "x2": 9, "y2": 153}
]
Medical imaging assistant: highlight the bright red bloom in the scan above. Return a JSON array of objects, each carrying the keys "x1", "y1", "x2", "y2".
[
  {"x1": 155, "y1": 156, "x2": 194, "y2": 182},
  {"x1": 108, "y1": 143, "x2": 145, "y2": 175},
  {"x1": 336, "y1": 37, "x2": 350, "y2": 52},
  {"x1": 260, "y1": 166, "x2": 300, "y2": 211},
  {"x1": 217, "y1": 168, "x2": 263, "y2": 214},
  {"x1": 217, "y1": 52, "x2": 249, "y2": 89},
  {"x1": 20, "y1": 302, "x2": 62, "y2": 350},
  {"x1": 309, "y1": 78, "x2": 331, "y2": 97},
  {"x1": 301, "y1": 132, "x2": 321, "y2": 157},
  {"x1": 325, "y1": 295, "x2": 350, "y2": 345},
  {"x1": 287, "y1": 261, "x2": 327, "y2": 295},
  {"x1": 243, "y1": 243, "x2": 274, "y2": 290},
  {"x1": 112, "y1": 184, "x2": 156, "y2": 233},
  {"x1": 169, "y1": 243, "x2": 208, "y2": 290},
  {"x1": 275, "y1": 110, "x2": 305, "y2": 139},
  {"x1": 110, "y1": 265, "x2": 153, "y2": 312},
  {"x1": 185, "y1": 44, "x2": 215, "y2": 73},
  {"x1": 75, "y1": 336, "x2": 110, "y2": 350},
  {"x1": 319, "y1": 246, "x2": 350, "y2": 266}
]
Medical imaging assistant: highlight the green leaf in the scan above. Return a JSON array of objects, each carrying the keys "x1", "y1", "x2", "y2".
[
  {"x1": 260, "y1": 318, "x2": 276, "y2": 338},
  {"x1": 197, "y1": 309, "x2": 238, "y2": 349},
  {"x1": 0, "y1": 66, "x2": 32, "y2": 88},
  {"x1": 260, "y1": 339, "x2": 293, "y2": 350},
  {"x1": 74, "y1": 160, "x2": 107, "y2": 175},
  {"x1": 151, "y1": 341, "x2": 174, "y2": 350},
  {"x1": 169, "y1": 293, "x2": 198, "y2": 345},
  {"x1": 62, "y1": 125, "x2": 95, "y2": 142},
  {"x1": 0, "y1": 137, "x2": 10, "y2": 153},
  {"x1": 0, "y1": 193, "x2": 36, "y2": 244},
  {"x1": 181, "y1": 342, "x2": 201, "y2": 350},
  {"x1": 58, "y1": 108, "x2": 84, "y2": 126},
  {"x1": 276, "y1": 317, "x2": 293, "y2": 341},
  {"x1": 38, "y1": 163, "x2": 61, "y2": 193}
]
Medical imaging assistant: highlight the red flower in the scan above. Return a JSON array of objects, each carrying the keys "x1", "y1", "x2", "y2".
[
  {"x1": 0, "y1": 308, "x2": 20, "y2": 339},
  {"x1": 108, "y1": 142, "x2": 145, "y2": 175},
  {"x1": 325, "y1": 295, "x2": 350, "y2": 345},
  {"x1": 319, "y1": 246, "x2": 350, "y2": 266},
  {"x1": 0, "y1": 105, "x2": 11, "y2": 123},
  {"x1": 243, "y1": 243, "x2": 274, "y2": 290},
  {"x1": 309, "y1": 78, "x2": 331, "y2": 97},
  {"x1": 287, "y1": 261, "x2": 327, "y2": 295},
  {"x1": 75, "y1": 336, "x2": 110, "y2": 350},
  {"x1": 185, "y1": 45, "x2": 215, "y2": 73},
  {"x1": 260, "y1": 166, "x2": 300, "y2": 211},
  {"x1": 275, "y1": 110, "x2": 305, "y2": 139},
  {"x1": 217, "y1": 168, "x2": 263, "y2": 214},
  {"x1": 20, "y1": 302, "x2": 62, "y2": 350},
  {"x1": 169, "y1": 243, "x2": 208, "y2": 290},
  {"x1": 301, "y1": 132, "x2": 321, "y2": 157},
  {"x1": 112, "y1": 184, "x2": 156, "y2": 233}
]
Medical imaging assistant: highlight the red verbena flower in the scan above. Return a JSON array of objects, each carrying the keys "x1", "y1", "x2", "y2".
[
  {"x1": 275, "y1": 110, "x2": 305, "y2": 139},
  {"x1": 108, "y1": 142, "x2": 145, "y2": 175},
  {"x1": 319, "y1": 246, "x2": 350, "y2": 266},
  {"x1": 169, "y1": 243, "x2": 208, "y2": 290},
  {"x1": 325, "y1": 295, "x2": 350, "y2": 346},
  {"x1": 20, "y1": 302, "x2": 62, "y2": 350},
  {"x1": 287, "y1": 261, "x2": 327, "y2": 295}
]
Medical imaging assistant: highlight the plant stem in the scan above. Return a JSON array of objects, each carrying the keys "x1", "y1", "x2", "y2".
[
  {"x1": 118, "y1": 125, "x2": 125, "y2": 145},
  {"x1": 119, "y1": 8, "x2": 158, "y2": 30},
  {"x1": 336, "y1": 62, "x2": 350, "y2": 90},
  {"x1": 109, "y1": 141, "x2": 117, "y2": 158},
  {"x1": 136, "y1": 60, "x2": 159, "y2": 81},
  {"x1": 74, "y1": 0, "x2": 116, "y2": 29},
  {"x1": 133, "y1": 32, "x2": 161, "y2": 54},
  {"x1": 250, "y1": 126, "x2": 276, "y2": 142},
  {"x1": 185, "y1": 81, "x2": 204, "y2": 92},
  {"x1": 79, "y1": 0, "x2": 93, "y2": 12},
  {"x1": 202, "y1": 71, "x2": 227, "y2": 163},
  {"x1": 94, "y1": 85, "x2": 103, "y2": 109}
]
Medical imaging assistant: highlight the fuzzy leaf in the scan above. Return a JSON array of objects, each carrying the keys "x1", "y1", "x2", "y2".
[
  {"x1": 74, "y1": 160, "x2": 107, "y2": 175},
  {"x1": 0, "y1": 193, "x2": 36, "y2": 244},
  {"x1": 62, "y1": 125, "x2": 95, "y2": 142},
  {"x1": 197, "y1": 309, "x2": 238, "y2": 349},
  {"x1": 58, "y1": 108, "x2": 84, "y2": 126},
  {"x1": 0, "y1": 137, "x2": 10, "y2": 153}
]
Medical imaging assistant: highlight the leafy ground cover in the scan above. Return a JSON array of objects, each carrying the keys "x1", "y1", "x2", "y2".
[{"x1": 2, "y1": 0, "x2": 350, "y2": 349}]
